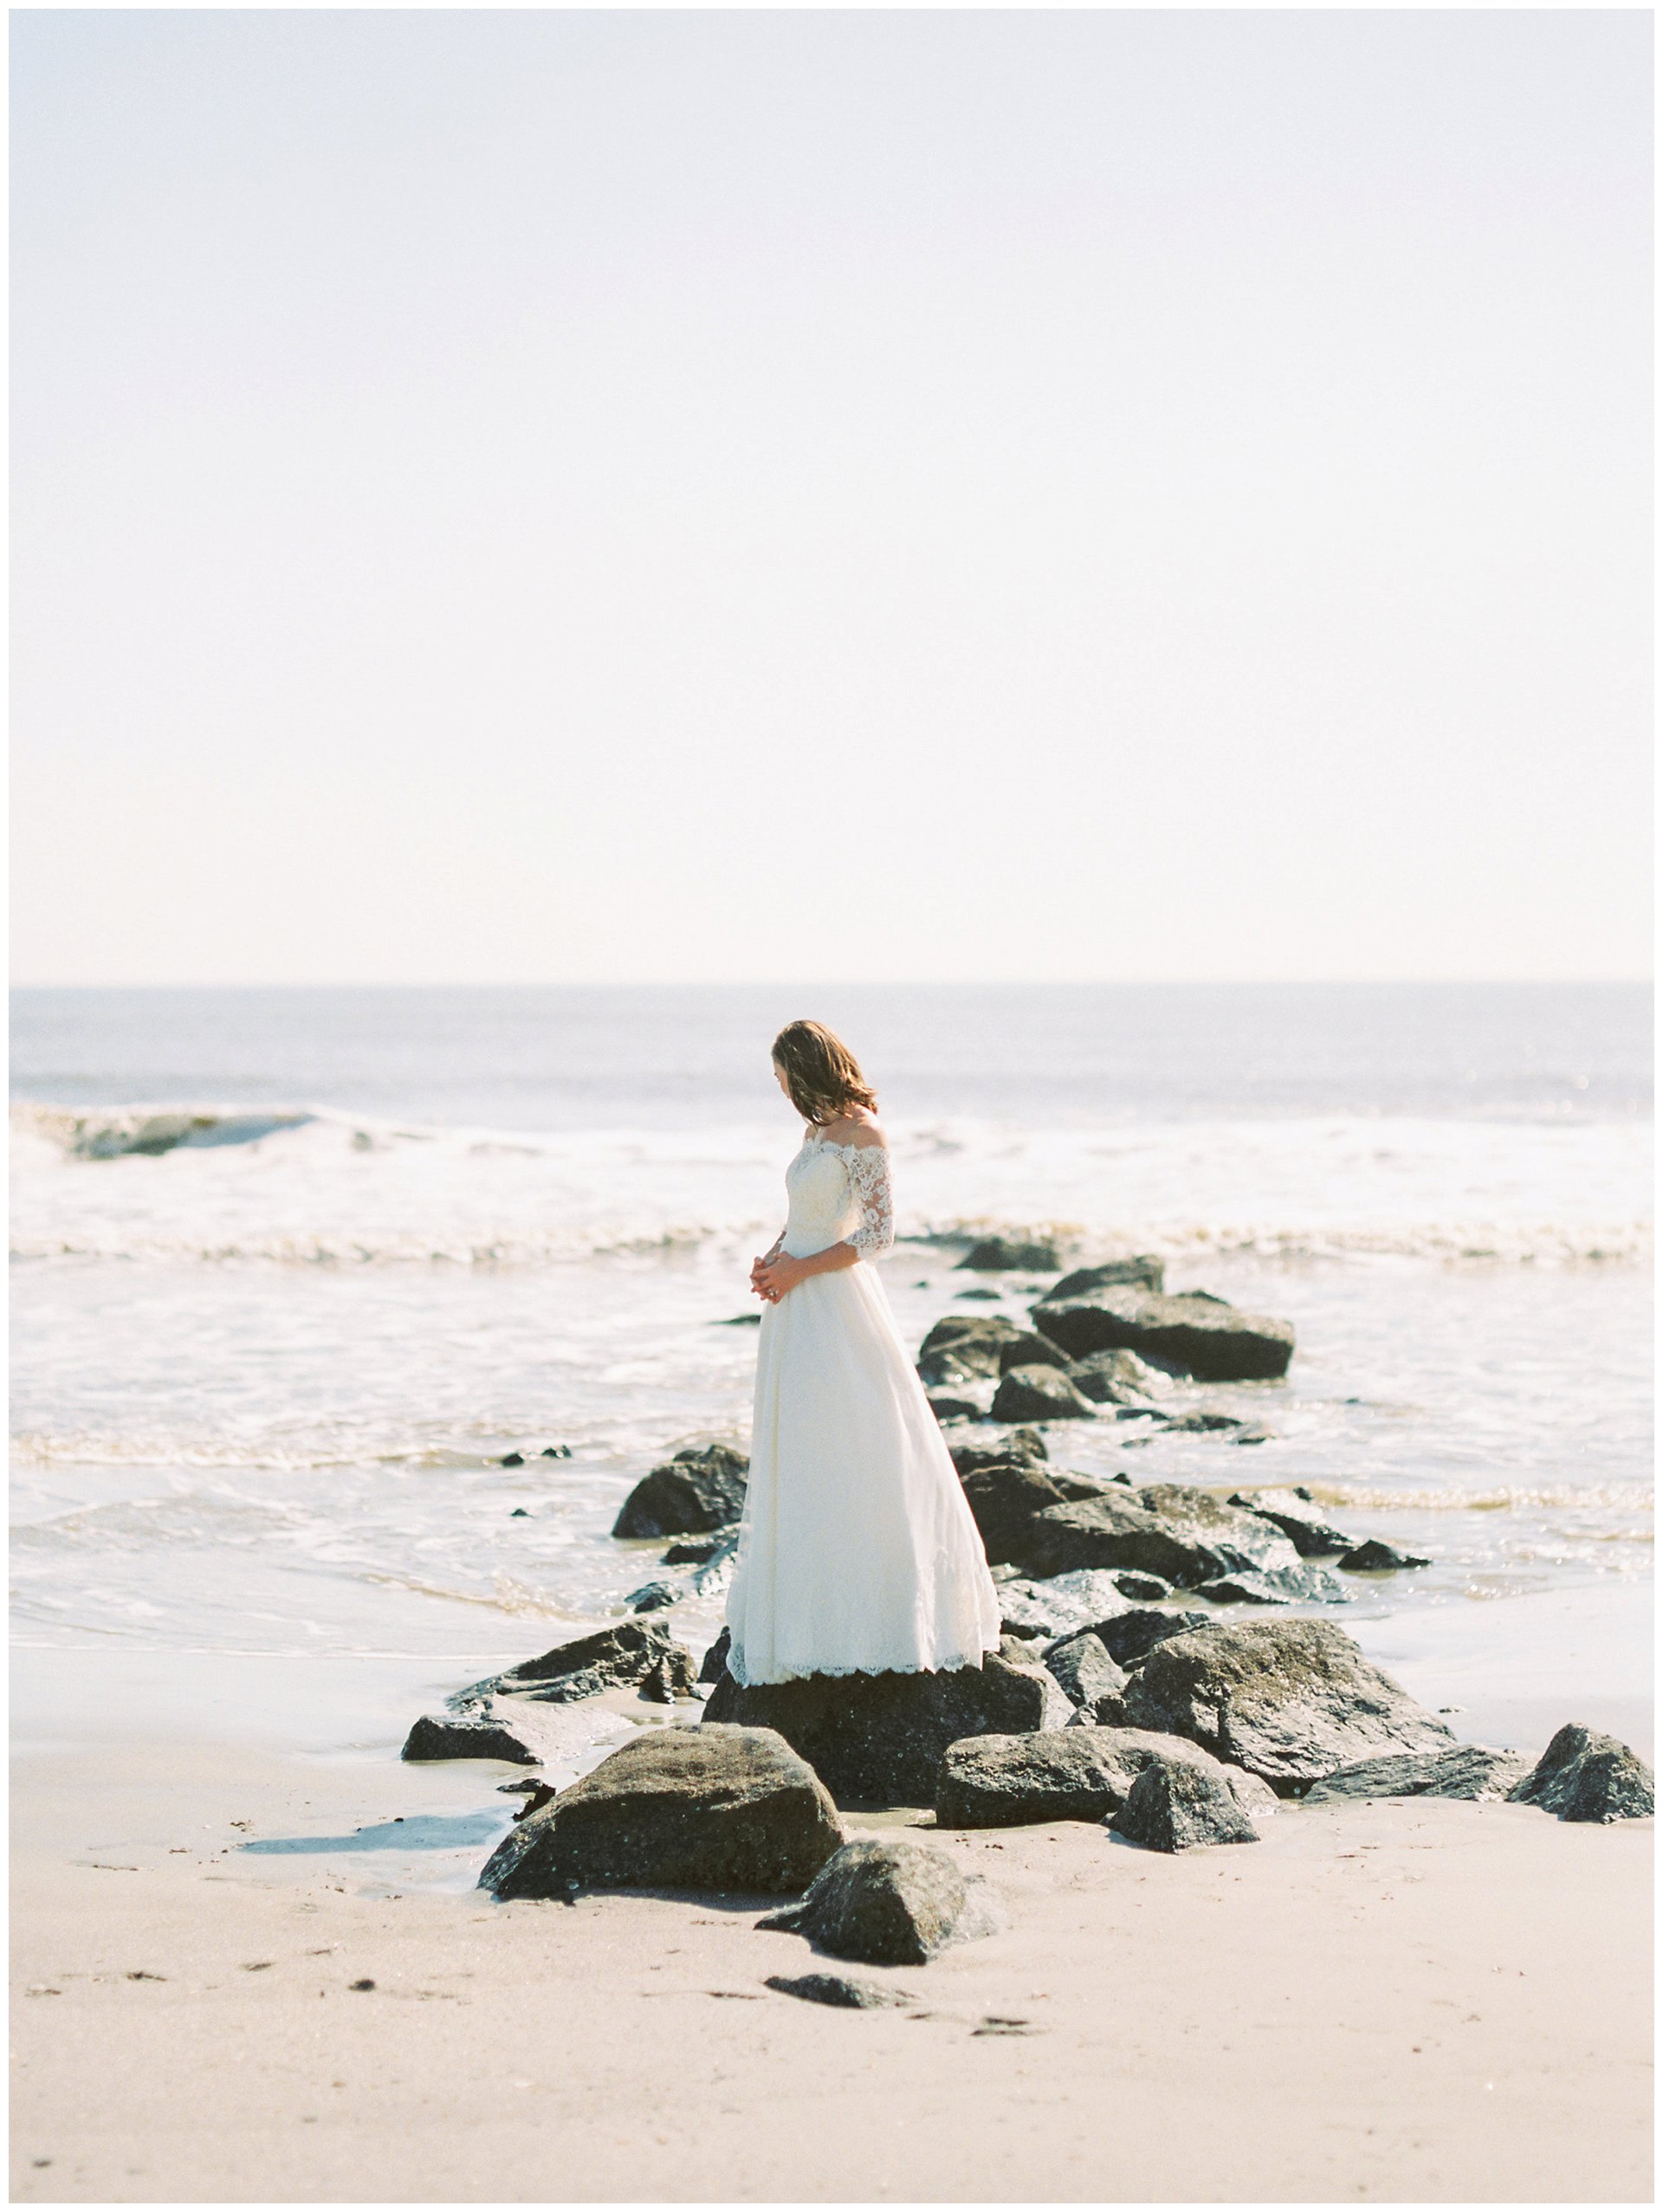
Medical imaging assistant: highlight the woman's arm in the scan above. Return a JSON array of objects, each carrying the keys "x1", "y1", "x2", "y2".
[{"x1": 754, "y1": 1239, "x2": 859, "y2": 1302}]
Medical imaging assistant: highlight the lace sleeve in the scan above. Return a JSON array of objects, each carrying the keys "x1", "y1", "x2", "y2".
[{"x1": 846, "y1": 1144, "x2": 895, "y2": 1259}]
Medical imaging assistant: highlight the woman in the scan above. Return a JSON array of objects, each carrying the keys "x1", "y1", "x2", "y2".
[{"x1": 721, "y1": 1019, "x2": 1002, "y2": 1686}]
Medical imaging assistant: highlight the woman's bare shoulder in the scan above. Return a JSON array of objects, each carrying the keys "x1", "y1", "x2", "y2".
[{"x1": 829, "y1": 1108, "x2": 885, "y2": 1148}]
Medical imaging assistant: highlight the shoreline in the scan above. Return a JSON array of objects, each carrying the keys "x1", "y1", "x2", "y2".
[
  {"x1": 10, "y1": 1629, "x2": 1656, "y2": 2204},
  {"x1": 12, "y1": 1712, "x2": 1653, "y2": 2205}
]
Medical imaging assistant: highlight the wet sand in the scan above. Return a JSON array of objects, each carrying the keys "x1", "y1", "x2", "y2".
[{"x1": 10, "y1": 1717, "x2": 1653, "y2": 2204}]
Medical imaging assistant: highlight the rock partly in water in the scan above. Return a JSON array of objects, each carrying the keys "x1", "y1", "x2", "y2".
[
  {"x1": 401, "y1": 1711, "x2": 544, "y2": 1766},
  {"x1": 1226, "y1": 1486, "x2": 1357, "y2": 1558},
  {"x1": 1507, "y1": 1724, "x2": 1656, "y2": 1824},
  {"x1": 1041, "y1": 1631, "x2": 1129, "y2": 1708},
  {"x1": 628, "y1": 1581, "x2": 680, "y2": 1613},
  {"x1": 1068, "y1": 1347, "x2": 1173, "y2": 1407},
  {"x1": 918, "y1": 1315, "x2": 1029, "y2": 1379},
  {"x1": 1032, "y1": 1290, "x2": 1295, "y2": 1381},
  {"x1": 1041, "y1": 1258, "x2": 1165, "y2": 1301},
  {"x1": 760, "y1": 1837, "x2": 1002, "y2": 1965},
  {"x1": 991, "y1": 1365, "x2": 1101, "y2": 1425},
  {"x1": 947, "y1": 1428, "x2": 1048, "y2": 1472},
  {"x1": 1121, "y1": 1619, "x2": 1454, "y2": 1788},
  {"x1": 1337, "y1": 1538, "x2": 1433, "y2": 1573},
  {"x1": 478, "y1": 1726, "x2": 844, "y2": 1899},
  {"x1": 484, "y1": 1620, "x2": 698, "y2": 1705},
  {"x1": 663, "y1": 1528, "x2": 740, "y2": 1565},
  {"x1": 927, "y1": 1390, "x2": 989, "y2": 1425},
  {"x1": 955, "y1": 1236, "x2": 1063, "y2": 1272},
  {"x1": 1112, "y1": 1756, "x2": 1260, "y2": 1852},
  {"x1": 1007, "y1": 1479, "x2": 1308, "y2": 1591},
  {"x1": 765, "y1": 1972, "x2": 917, "y2": 2009},
  {"x1": 1193, "y1": 1564, "x2": 1350, "y2": 1606},
  {"x1": 994, "y1": 1331, "x2": 1073, "y2": 1374},
  {"x1": 611, "y1": 1444, "x2": 749, "y2": 1539},
  {"x1": 702, "y1": 1653, "x2": 1070, "y2": 1806},
  {"x1": 1305, "y1": 1744, "x2": 1533, "y2": 1804},
  {"x1": 1113, "y1": 1572, "x2": 1174, "y2": 1601}
]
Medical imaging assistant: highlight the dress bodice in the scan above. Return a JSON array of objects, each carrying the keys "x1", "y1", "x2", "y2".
[{"x1": 781, "y1": 1133, "x2": 895, "y2": 1260}]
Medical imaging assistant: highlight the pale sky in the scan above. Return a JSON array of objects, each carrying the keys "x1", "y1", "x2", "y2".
[{"x1": 10, "y1": 9, "x2": 1653, "y2": 986}]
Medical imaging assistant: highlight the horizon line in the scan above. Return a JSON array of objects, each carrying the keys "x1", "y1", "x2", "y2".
[{"x1": 9, "y1": 976, "x2": 1653, "y2": 993}]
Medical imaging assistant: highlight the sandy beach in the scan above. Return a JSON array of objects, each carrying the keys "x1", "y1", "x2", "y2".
[{"x1": 11, "y1": 1684, "x2": 1653, "y2": 2207}]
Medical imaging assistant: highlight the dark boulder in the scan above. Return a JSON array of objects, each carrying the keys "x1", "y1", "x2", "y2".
[
  {"x1": 1032, "y1": 1290, "x2": 1295, "y2": 1381},
  {"x1": 402, "y1": 1711, "x2": 543, "y2": 1765},
  {"x1": 628, "y1": 1581, "x2": 679, "y2": 1613},
  {"x1": 1007, "y1": 1481, "x2": 1305, "y2": 1590},
  {"x1": 478, "y1": 1725, "x2": 843, "y2": 1900},
  {"x1": 1306, "y1": 1744, "x2": 1533, "y2": 1804},
  {"x1": 955, "y1": 1236, "x2": 1063, "y2": 1272},
  {"x1": 1338, "y1": 1538, "x2": 1432, "y2": 1573},
  {"x1": 1042, "y1": 1631, "x2": 1128, "y2": 1708},
  {"x1": 486, "y1": 1620, "x2": 698, "y2": 1705},
  {"x1": 927, "y1": 1390, "x2": 988, "y2": 1424},
  {"x1": 995, "y1": 1331, "x2": 1072, "y2": 1374},
  {"x1": 1193, "y1": 1564, "x2": 1349, "y2": 1606},
  {"x1": 1227, "y1": 1486, "x2": 1357, "y2": 1557},
  {"x1": 641, "y1": 1649, "x2": 701, "y2": 1703},
  {"x1": 918, "y1": 1315, "x2": 1028, "y2": 1379},
  {"x1": 663, "y1": 1528, "x2": 740, "y2": 1565},
  {"x1": 702, "y1": 1653, "x2": 1071, "y2": 1806},
  {"x1": 1112, "y1": 1756, "x2": 1259, "y2": 1852},
  {"x1": 765, "y1": 1972, "x2": 916, "y2": 2009},
  {"x1": 699, "y1": 1627, "x2": 733, "y2": 1685},
  {"x1": 1069, "y1": 1349, "x2": 1171, "y2": 1408},
  {"x1": 760, "y1": 1837, "x2": 1002, "y2": 1965},
  {"x1": 612, "y1": 1445, "x2": 749, "y2": 1539},
  {"x1": 948, "y1": 1428, "x2": 1048, "y2": 1473},
  {"x1": 1121, "y1": 1619, "x2": 1454, "y2": 1788},
  {"x1": 937, "y1": 1729, "x2": 1141, "y2": 1827},
  {"x1": 1508, "y1": 1724, "x2": 1656, "y2": 1823},
  {"x1": 1113, "y1": 1572, "x2": 1174, "y2": 1601},
  {"x1": 1093, "y1": 1607, "x2": 1212, "y2": 1669},
  {"x1": 995, "y1": 1569, "x2": 1131, "y2": 1642},
  {"x1": 1132, "y1": 1484, "x2": 1311, "y2": 1581},
  {"x1": 991, "y1": 1365, "x2": 1101, "y2": 1424},
  {"x1": 1041, "y1": 1258, "x2": 1165, "y2": 1301},
  {"x1": 959, "y1": 1458, "x2": 1070, "y2": 1565}
]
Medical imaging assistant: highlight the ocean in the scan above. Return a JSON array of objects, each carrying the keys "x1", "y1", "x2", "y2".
[{"x1": 10, "y1": 980, "x2": 1653, "y2": 1804}]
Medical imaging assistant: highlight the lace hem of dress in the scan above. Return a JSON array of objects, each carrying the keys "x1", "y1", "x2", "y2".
[{"x1": 721, "y1": 1636, "x2": 1000, "y2": 1689}]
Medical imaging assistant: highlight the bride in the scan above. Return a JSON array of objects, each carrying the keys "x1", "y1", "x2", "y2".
[{"x1": 721, "y1": 1019, "x2": 1002, "y2": 1687}]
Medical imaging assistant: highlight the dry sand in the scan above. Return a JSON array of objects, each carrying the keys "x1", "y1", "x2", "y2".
[{"x1": 10, "y1": 1720, "x2": 1653, "y2": 2205}]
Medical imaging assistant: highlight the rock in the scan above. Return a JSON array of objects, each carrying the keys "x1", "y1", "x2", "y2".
[
  {"x1": 1226, "y1": 1487, "x2": 1357, "y2": 1557},
  {"x1": 959, "y1": 1459, "x2": 1070, "y2": 1564},
  {"x1": 501, "y1": 1452, "x2": 525, "y2": 1467},
  {"x1": 1032, "y1": 1290, "x2": 1295, "y2": 1382},
  {"x1": 628, "y1": 1581, "x2": 680, "y2": 1613},
  {"x1": 699, "y1": 1627, "x2": 733, "y2": 1685},
  {"x1": 641, "y1": 1649, "x2": 701, "y2": 1703},
  {"x1": 948, "y1": 1429, "x2": 1048, "y2": 1473},
  {"x1": 1006, "y1": 1481, "x2": 1304, "y2": 1590},
  {"x1": 478, "y1": 1726, "x2": 844, "y2": 1900},
  {"x1": 541, "y1": 1445, "x2": 573, "y2": 1458},
  {"x1": 759, "y1": 1837, "x2": 1001, "y2": 1965},
  {"x1": 1068, "y1": 1349, "x2": 1173, "y2": 1407},
  {"x1": 1112, "y1": 1756, "x2": 1259, "y2": 1851},
  {"x1": 612, "y1": 1445, "x2": 749, "y2": 1539},
  {"x1": 1041, "y1": 1259, "x2": 1165, "y2": 1300},
  {"x1": 508, "y1": 1781, "x2": 560, "y2": 1820},
  {"x1": 479, "y1": 1620, "x2": 697, "y2": 1705},
  {"x1": 995, "y1": 1570, "x2": 1132, "y2": 1642},
  {"x1": 940, "y1": 1726, "x2": 1273, "y2": 1828},
  {"x1": 936, "y1": 1730, "x2": 1136, "y2": 1826},
  {"x1": 928, "y1": 1391, "x2": 990, "y2": 1424},
  {"x1": 1041, "y1": 1631, "x2": 1129, "y2": 1708},
  {"x1": 663, "y1": 1529, "x2": 740, "y2": 1565},
  {"x1": 1162, "y1": 1411, "x2": 1252, "y2": 1434},
  {"x1": 1508, "y1": 1724, "x2": 1656, "y2": 1824},
  {"x1": 1120, "y1": 1619, "x2": 1454, "y2": 1788},
  {"x1": 1193, "y1": 1565, "x2": 1349, "y2": 1606},
  {"x1": 1047, "y1": 1470, "x2": 1116, "y2": 1502},
  {"x1": 995, "y1": 1331, "x2": 1072, "y2": 1374},
  {"x1": 1093, "y1": 1607, "x2": 1212, "y2": 1668},
  {"x1": 1306, "y1": 1744, "x2": 1534, "y2": 1804},
  {"x1": 1113, "y1": 1572, "x2": 1173, "y2": 1601},
  {"x1": 917, "y1": 1315, "x2": 1029, "y2": 1378},
  {"x1": 991, "y1": 1365, "x2": 1101, "y2": 1424},
  {"x1": 714, "y1": 1313, "x2": 761, "y2": 1326},
  {"x1": 510, "y1": 1507, "x2": 529, "y2": 1517},
  {"x1": 402, "y1": 1711, "x2": 543, "y2": 1765},
  {"x1": 765, "y1": 1972, "x2": 916, "y2": 2009},
  {"x1": 702, "y1": 1654, "x2": 1071, "y2": 1806},
  {"x1": 956, "y1": 1236, "x2": 1063, "y2": 1272},
  {"x1": 954, "y1": 1288, "x2": 1003, "y2": 1301},
  {"x1": 1337, "y1": 1538, "x2": 1432, "y2": 1573}
]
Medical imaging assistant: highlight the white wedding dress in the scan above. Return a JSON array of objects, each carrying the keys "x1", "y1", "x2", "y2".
[{"x1": 722, "y1": 1129, "x2": 1002, "y2": 1686}]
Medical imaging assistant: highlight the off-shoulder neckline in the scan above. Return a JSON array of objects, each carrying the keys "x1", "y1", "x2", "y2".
[{"x1": 803, "y1": 1129, "x2": 887, "y2": 1155}]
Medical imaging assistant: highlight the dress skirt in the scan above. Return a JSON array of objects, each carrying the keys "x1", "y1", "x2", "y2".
[{"x1": 722, "y1": 1259, "x2": 1002, "y2": 1687}]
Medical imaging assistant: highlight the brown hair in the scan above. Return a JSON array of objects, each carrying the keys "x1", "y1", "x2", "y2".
[{"x1": 771, "y1": 1019, "x2": 878, "y2": 1128}]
